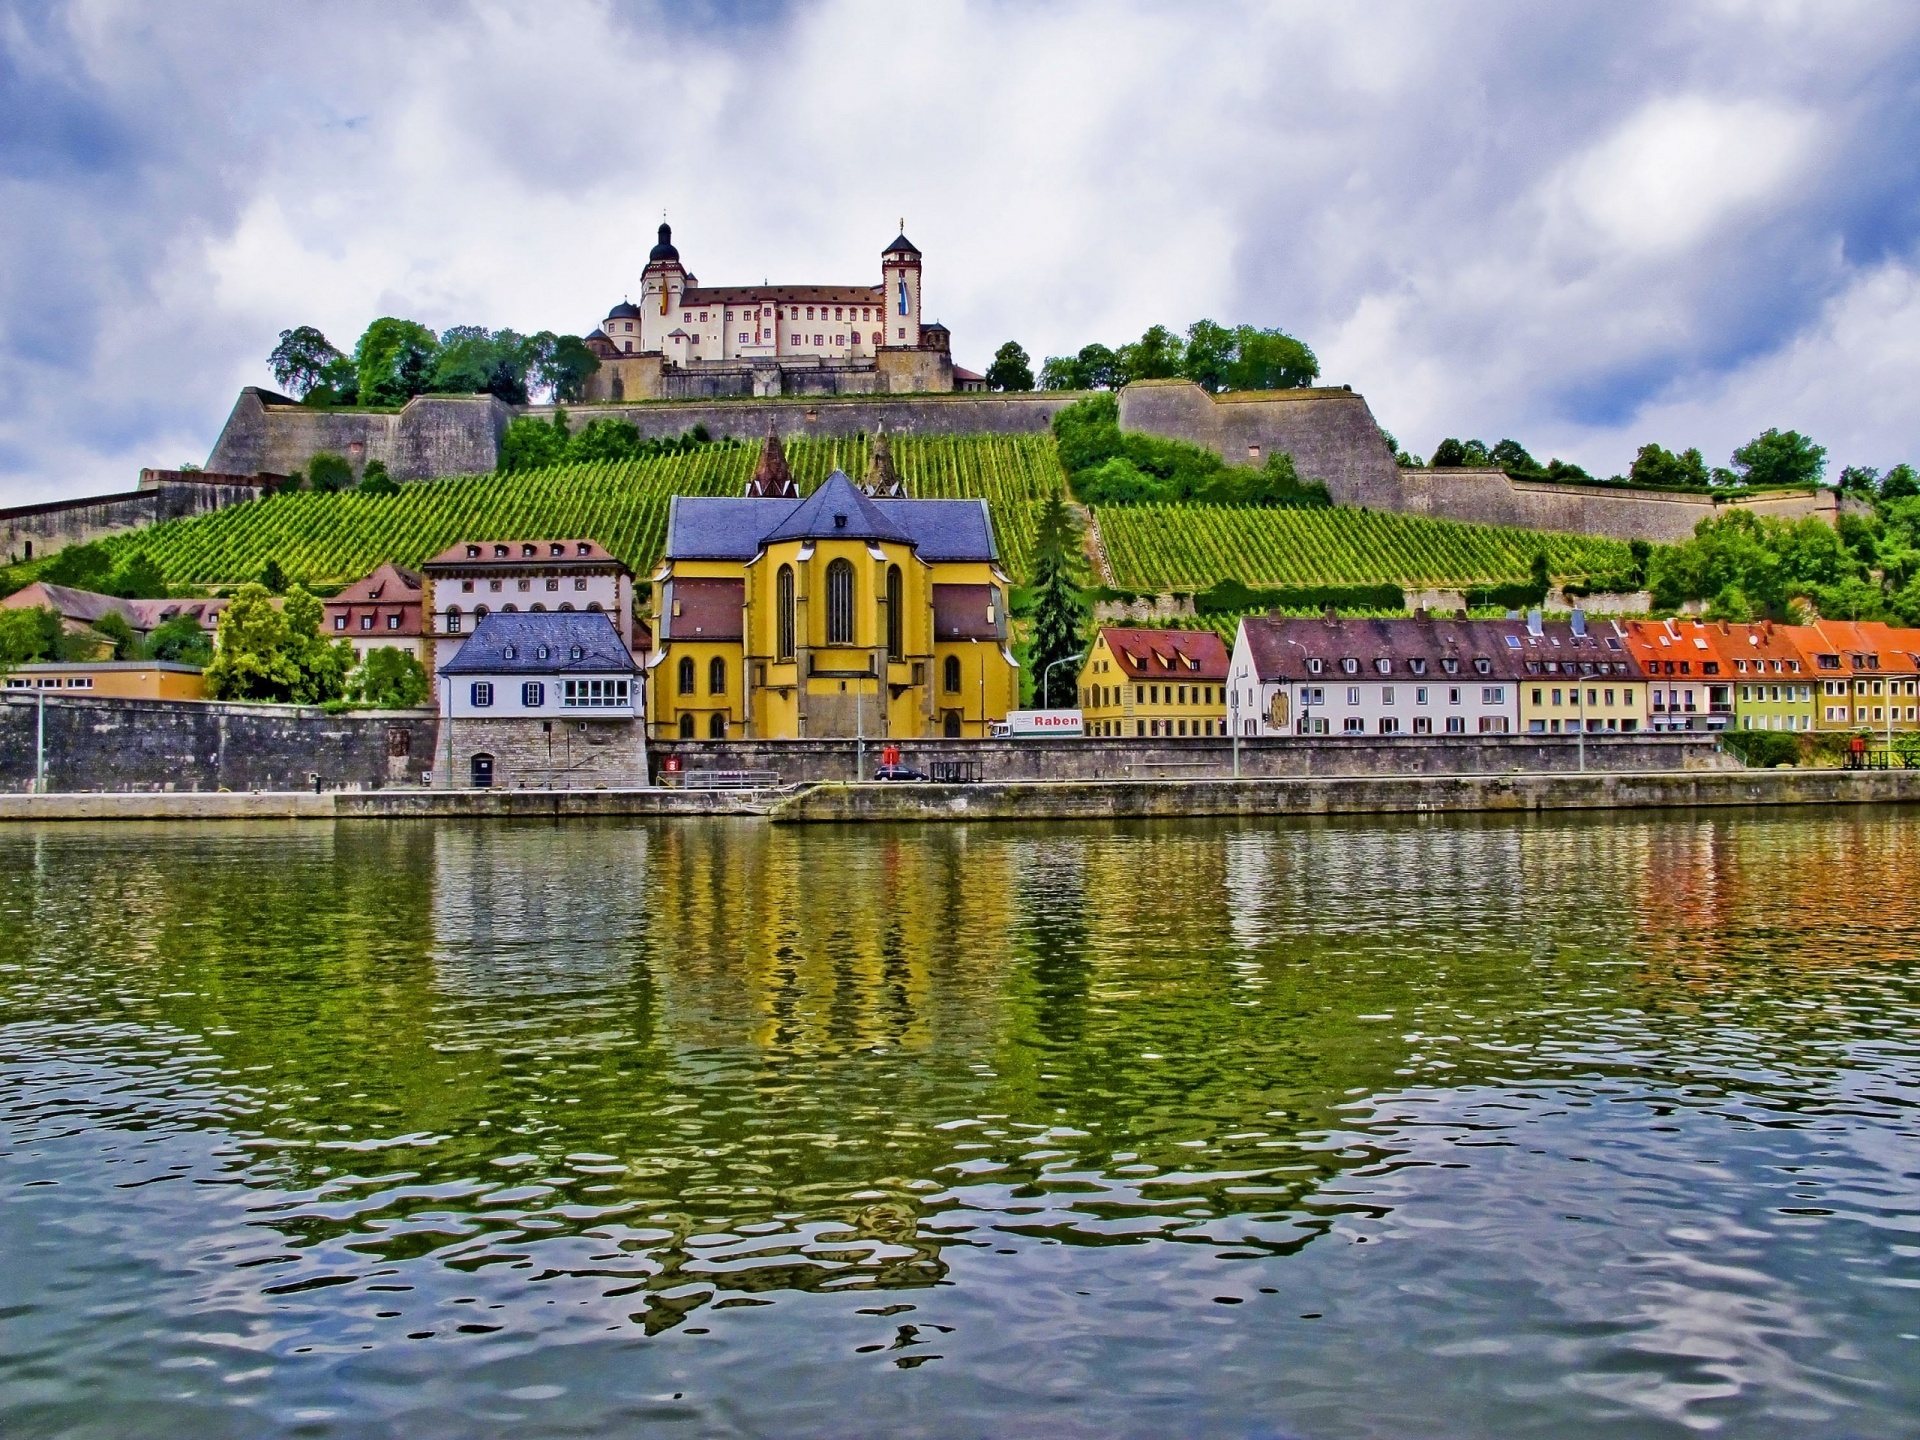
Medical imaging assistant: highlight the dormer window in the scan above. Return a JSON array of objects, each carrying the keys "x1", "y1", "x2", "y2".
[
  {"x1": 521, "y1": 544, "x2": 536, "y2": 557},
  {"x1": 536, "y1": 645, "x2": 550, "y2": 660},
  {"x1": 1442, "y1": 658, "x2": 1459, "y2": 674},
  {"x1": 570, "y1": 645, "x2": 583, "y2": 660},
  {"x1": 465, "y1": 544, "x2": 480, "y2": 558},
  {"x1": 1306, "y1": 657, "x2": 1323, "y2": 675},
  {"x1": 1374, "y1": 658, "x2": 1391, "y2": 674},
  {"x1": 493, "y1": 544, "x2": 508, "y2": 558},
  {"x1": 502, "y1": 645, "x2": 516, "y2": 659},
  {"x1": 577, "y1": 542, "x2": 590, "y2": 555},
  {"x1": 834, "y1": 514, "x2": 848, "y2": 529},
  {"x1": 550, "y1": 544, "x2": 564, "y2": 556},
  {"x1": 1341, "y1": 657, "x2": 1358, "y2": 674},
  {"x1": 1409, "y1": 659, "x2": 1426, "y2": 675},
  {"x1": 1474, "y1": 658, "x2": 1491, "y2": 674}
]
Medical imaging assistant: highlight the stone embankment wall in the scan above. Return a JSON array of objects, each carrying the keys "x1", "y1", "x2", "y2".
[
  {"x1": 1117, "y1": 379, "x2": 1841, "y2": 545},
  {"x1": 517, "y1": 390, "x2": 1075, "y2": 442},
  {"x1": 205, "y1": 389, "x2": 513, "y2": 482},
  {"x1": 0, "y1": 695, "x2": 437, "y2": 793},
  {"x1": 653, "y1": 732, "x2": 1733, "y2": 786},
  {"x1": 3, "y1": 472, "x2": 267, "y2": 566},
  {"x1": 767, "y1": 767, "x2": 1920, "y2": 824}
]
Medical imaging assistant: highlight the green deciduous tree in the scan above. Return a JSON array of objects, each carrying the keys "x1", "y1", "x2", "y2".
[
  {"x1": 499, "y1": 409, "x2": 572, "y2": 473},
  {"x1": 1180, "y1": 320, "x2": 1235, "y2": 392},
  {"x1": 1117, "y1": 324, "x2": 1184, "y2": 383},
  {"x1": 986, "y1": 341, "x2": 1034, "y2": 392},
  {"x1": 89, "y1": 610, "x2": 138, "y2": 659},
  {"x1": 145, "y1": 614, "x2": 212, "y2": 666},
  {"x1": 1223, "y1": 325, "x2": 1318, "y2": 391},
  {"x1": 259, "y1": 558, "x2": 288, "y2": 595},
  {"x1": 432, "y1": 326, "x2": 536, "y2": 403},
  {"x1": 1730, "y1": 428, "x2": 1825, "y2": 489},
  {"x1": 307, "y1": 452, "x2": 354, "y2": 493},
  {"x1": 204, "y1": 584, "x2": 353, "y2": 704},
  {"x1": 354, "y1": 318, "x2": 441, "y2": 407},
  {"x1": 568, "y1": 417, "x2": 643, "y2": 461},
  {"x1": 356, "y1": 460, "x2": 399, "y2": 495},
  {"x1": 0, "y1": 606, "x2": 67, "y2": 669},
  {"x1": 1629, "y1": 443, "x2": 1710, "y2": 489},
  {"x1": 268, "y1": 326, "x2": 346, "y2": 400},
  {"x1": 535, "y1": 333, "x2": 601, "y2": 403},
  {"x1": 346, "y1": 646, "x2": 430, "y2": 708},
  {"x1": 1026, "y1": 489, "x2": 1088, "y2": 707}
]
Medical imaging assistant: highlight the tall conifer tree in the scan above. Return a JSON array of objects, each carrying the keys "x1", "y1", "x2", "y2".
[{"x1": 1027, "y1": 488, "x2": 1088, "y2": 707}]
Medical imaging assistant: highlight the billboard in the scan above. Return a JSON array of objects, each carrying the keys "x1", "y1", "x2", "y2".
[{"x1": 1003, "y1": 709, "x2": 1084, "y2": 737}]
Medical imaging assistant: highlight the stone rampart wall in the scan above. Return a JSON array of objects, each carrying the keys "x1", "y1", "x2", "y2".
[
  {"x1": 205, "y1": 389, "x2": 512, "y2": 482},
  {"x1": 1116, "y1": 379, "x2": 1839, "y2": 544},
  {"x1": 653, "y1": 732, "x2": 1731, "y2": 785},
  {"x1": 521, "y1": 390, "x2": 1076, "y2": 442},
  {"x1": 3, "y1": 480, "x2": 267, "y2": 565},
  {"x1": 0, "y1": 695, "x2": 437, "y2": 793}
]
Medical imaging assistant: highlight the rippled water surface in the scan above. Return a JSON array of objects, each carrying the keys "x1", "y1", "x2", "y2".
[{"x1": 3, "y1": 812, "x2": 1920, "y2": 1437}]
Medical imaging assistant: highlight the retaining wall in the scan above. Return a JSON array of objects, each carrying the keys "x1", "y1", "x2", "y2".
[
  {"x1": 205, "y1": 389, "x2": 513, "y2": 482},
  {"x1": 652, "y1": 733, "x2": 1734, "y2": 785},
  {"x1": 767, "y1": 767, "x2": 1920, "y2": 824},
  {"x1": 3, "y1": 474, "x2": 267, "y2": 566},
  {"x1": 0, "y1": 694, "x2": 437, "y2": 793}
]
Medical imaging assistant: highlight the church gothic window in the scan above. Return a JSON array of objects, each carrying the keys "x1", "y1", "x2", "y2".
[
  {"x1": 944, "y1": 655, "x2": 962, "y2": 693},
  {"x1": 826, "y1": 559, "x2": 855, "y2": 646},
  {"x1": 709, "y1": 656, "x2": 726, "y2": 695},
  {"x1": 678, "y1": 656, "x2": 695, "y2": 695},
  {"x1": 886, "y1": 565, "x2": 903, "y2": 661},
  {"x1": 776, "y1": 565, "x2": 795, "y2": 659}
]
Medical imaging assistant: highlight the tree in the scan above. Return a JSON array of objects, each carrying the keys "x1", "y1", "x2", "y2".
[
  {"x1": 432, "y1": 325, "x2": 535, "y2": 403},
  {"x1": 89, "y1": 610, "x2": 138, "y2": 659},
  {"x1": 1629, "y1": 443, "x2": 1710, "y2": 489},
  {"x1": 1181, "y1": 320, "x2": 1235, "y2": 392},
  {"x1": 259, "y1": 558, "x2": 288, "y2": 594},
  {"x1": 1224, "y1": 326, "x2": 1318, "y2": 391},
  {"x1": 534, "y1": 332, "x2": 601, "y2": 403},
  {"x1": 1882, "y1": 464, "x2": 1918, "y2": 499},
  {"x1": 1430, "y1": 438, "x2": 1491, "y2": 468},
  {"x1": 145, "y1": 614, "x2": 212, "y2": 666},
  {"x1": 499, "y1": 409, "x2": 572, "y2": 473},
  {"x1": 203, "y1": 584, "x2": 352, "y2": 704},
  {"x1": 353, "y1": 318, "x2": 441, "y2": 407},
  {"x1": 0, "y1": 606, "x2": 67, "y2": 669},
  {"x1": 1490, "y1": 439, "x2": 1539, "y2": 474},
  {"x1": 1116, "y1": 324, "x2": 1183, "y2": 383},
  {"x1": 345, "y1": 646, "x2": 430, "y2": 708},
  {"x1": 103, "y1": 551, "x2": 167, "y2": 598},
  {"x1": 1839, "y1": 465, "x2": 1881, "y2": 495},
  {"x1": 1039, "y1": 355, "x2": 1084, "y2": 390},
  {"x1": 985, "y1": 341, "x2": 1034, "y2": 392},
  {"x1": 356, "y1": 460, "x2": 399, "y2": 495},
  {"x1": 40, "y1": 541, "x2": 114, "y2": 590},
  {"x1": 569, "y1": 417, "x2": 643, "y2": 461},
  {"x1": 268, "y1": 326, "x2": 346, "y2": 400},
  {"x1": 307, "y1": 452, "x2": 354, "y2": 493},
  {"x1": 1026, "y1": 489, "x2": 1088, "y2": 707},
  {"x1": 1730, "y1": 428, "x2": 1825, "y2": 489}
]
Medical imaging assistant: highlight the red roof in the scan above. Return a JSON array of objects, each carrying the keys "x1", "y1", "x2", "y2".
[
  {"x1": 327, "y1": 562, "x2": 421, "y2": 606},
  {"x1": 423, "y1": 539, "x2": 619, "y2": 569},
  {"x1": 1099, "y1": 627, "x2": 1229, "y2": 681}
]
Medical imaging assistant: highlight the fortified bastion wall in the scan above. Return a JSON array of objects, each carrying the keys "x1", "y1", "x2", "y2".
[{"x1": 1116, "y1": 379, "x2": 1840, "y2": 545}]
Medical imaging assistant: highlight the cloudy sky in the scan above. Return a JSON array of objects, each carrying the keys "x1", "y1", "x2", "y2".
[{"x1": 4, "y1": 0, "x2": 1919, "y2": 506}]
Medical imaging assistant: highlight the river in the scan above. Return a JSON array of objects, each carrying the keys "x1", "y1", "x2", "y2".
[{"x1": 2, "y1": 811, "x2": 1917, "y2": 1437}]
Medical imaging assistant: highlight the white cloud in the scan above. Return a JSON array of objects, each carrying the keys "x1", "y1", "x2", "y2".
[{"x1": 4, "y1": 0, "x2": 1920, "y2": 508}]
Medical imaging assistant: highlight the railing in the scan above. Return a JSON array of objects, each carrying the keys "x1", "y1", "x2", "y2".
[
  {"x1": 680, "y1": 769, "x2": 780, "y2": 790},
  {"x1": 925, "y1": 758, "x2": 980, "y2": 784}
]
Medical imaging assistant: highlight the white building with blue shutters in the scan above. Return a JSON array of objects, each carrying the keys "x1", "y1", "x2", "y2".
[{"x1": 436, "y1": 611, "x2": 645, "y2": 789}]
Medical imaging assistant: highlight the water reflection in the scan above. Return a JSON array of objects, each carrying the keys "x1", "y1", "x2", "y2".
[{"x1": 3, "y1": 810, "x2": 1919, "y2": 1436}]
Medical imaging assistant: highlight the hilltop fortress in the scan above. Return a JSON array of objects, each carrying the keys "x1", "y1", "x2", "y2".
[{"x1": 579, "y1": 224, "x2": 973, "y2": 401}]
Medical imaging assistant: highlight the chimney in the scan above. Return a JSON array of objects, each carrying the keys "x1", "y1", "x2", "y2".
[{"x1": 1414, "y1": 606, "x2": 1429, "y2": 622}]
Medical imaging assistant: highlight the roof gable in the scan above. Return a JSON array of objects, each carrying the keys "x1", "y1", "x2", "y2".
[{"x1": 764, "y1": 471, "x2": 910, "y2": 545}]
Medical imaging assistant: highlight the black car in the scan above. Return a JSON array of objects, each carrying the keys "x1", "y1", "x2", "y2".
[{"x1": 873, "y1": 763, "x2": 929, "y2": 782}]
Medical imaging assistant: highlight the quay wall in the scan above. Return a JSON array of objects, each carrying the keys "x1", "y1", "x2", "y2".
[
  {"x1": 0, "y1": 694, "x2": 437, "y2": 794},
  {"x1": 768, "y1": 768, "x2": 1920, "y2": 824},
  {"x1": 651, "y1": 732, "x2": 1735, "y2": 785}
]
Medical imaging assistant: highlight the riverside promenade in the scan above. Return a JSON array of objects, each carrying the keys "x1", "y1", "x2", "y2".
[{"x1": 2, "y1": 767, "x2": 1917, "y2": 824}]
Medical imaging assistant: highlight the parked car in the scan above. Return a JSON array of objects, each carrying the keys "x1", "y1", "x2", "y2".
[{"x1": 873, "y1": 763, "x2": 930, "y2": 782}]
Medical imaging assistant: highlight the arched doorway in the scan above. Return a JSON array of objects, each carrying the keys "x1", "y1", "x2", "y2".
[
  {"x1": 470, "y1": 752, "x2": 494, "y2": 788},
  {"x1": 943, "y1": 710, "x2": 962, "y2": 738}
]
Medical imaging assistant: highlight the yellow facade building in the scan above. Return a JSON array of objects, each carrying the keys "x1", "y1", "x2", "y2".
[
  {"x1": 648, "y1": 457, "x2": 1017, "y2": 739},
  {"x1": 3, "y1": 661, "x2": 206, "y2": 701},
  {"x1": 1078, "y1": 627, "x2": 1230, "y2": 737}
]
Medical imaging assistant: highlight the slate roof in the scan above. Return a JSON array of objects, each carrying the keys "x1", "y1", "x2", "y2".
[
  {"x1": 884, "y1": 232, "x2": 921, "y2": 257},
  {"x1": 665, "y1": 474, "x2": 997, "y2": 564},
  {"x1": 678, "y1": 284, "x2": 883, "y2": 308},
  {"x1": 438, "y1": 611, "x2": 638, "y2": 676}
]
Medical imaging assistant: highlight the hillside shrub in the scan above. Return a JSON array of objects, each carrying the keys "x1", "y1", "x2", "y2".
[
  {"x1": 1721, "y1": 730, "x2": 1802, "y2": 768},
  {"x1": 1195, "y1": 579, "x2": 1404, "y2": 615},
  {"x1": 345, "y1": 646, "x2": 429, "y2": 708},
  {"x1": 1051, "y1": 394, "x2": 1326, "y2": 507}
]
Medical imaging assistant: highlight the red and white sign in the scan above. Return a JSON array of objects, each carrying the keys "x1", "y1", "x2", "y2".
[{"x1": 1005, "y1": 709, "x2": 1084, "y2": 737}]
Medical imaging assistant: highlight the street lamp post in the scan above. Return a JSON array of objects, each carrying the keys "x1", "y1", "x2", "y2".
[{"x1": 1042, "y1": 652, "x2": 1085, "y2": 711}]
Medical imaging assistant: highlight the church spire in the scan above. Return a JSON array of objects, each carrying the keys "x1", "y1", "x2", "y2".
[
  {"x1": 746, "y1": 422, "x2": 798, "y2": 498},
  {"x1": 862, "y1": 422, "x2": 905, "y2": 498}
]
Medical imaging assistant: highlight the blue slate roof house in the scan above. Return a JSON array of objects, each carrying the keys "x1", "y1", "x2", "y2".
[{"x1": 436, "y1": 610, "x2": 646, "y2": 789}]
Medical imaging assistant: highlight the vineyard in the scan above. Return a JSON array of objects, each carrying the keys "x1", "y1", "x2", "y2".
[
  {"x1": 1094, "y1": 504, "x2": 1632, "y2": 591},
  {"x1": 96, "y1": 435, "x2": 1062, "y2": 588}
]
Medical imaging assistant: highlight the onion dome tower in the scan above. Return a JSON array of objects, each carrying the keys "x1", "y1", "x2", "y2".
[{"x1": 746, "y1": 422, "x2": 798, "y2": 498}]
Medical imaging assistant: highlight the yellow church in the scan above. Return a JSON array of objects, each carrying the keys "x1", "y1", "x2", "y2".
[{"x1": 647, "y1": 433, "x2": 1018, "y2": 739}]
